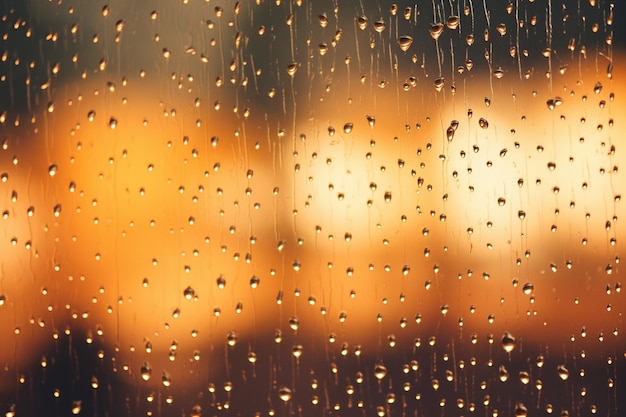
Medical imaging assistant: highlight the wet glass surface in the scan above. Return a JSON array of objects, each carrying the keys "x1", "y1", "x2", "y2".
[{"x1": 0, "y1": 1, "x2": 624, "y2": 416}]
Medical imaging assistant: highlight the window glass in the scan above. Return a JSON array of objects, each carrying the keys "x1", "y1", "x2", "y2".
[{"x1": 0, "y1": 1, "x2": 623, "y2": 416}]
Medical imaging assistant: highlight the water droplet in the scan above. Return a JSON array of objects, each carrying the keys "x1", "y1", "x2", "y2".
[
  {"x1": 594, "y1": 82, "x2": 603, "y2": 94},
  {"x1": 278, "y1": 386, "x2": 292, "y2": 402},
  {"x1": 318, "y1": 13, "x2": 328, "y2": 28},
  {"x1": 292, "y1": 344, "x2": 303, "y2": 358},
  {"x1": 397, "y1": 36, "x2": 413, "y2": 52},
  {"x1": 434, "y1": 77, "x2": 445, "y2": 92},
  {"x1": 499, "y1": 365, "x2": 510, "y2": 382},
  {"x1": 515, "y1": 402, "x2": 528, "y2": 417},
  {"x1": 227, "y1": 330, "x2": 238, "y2": 347},
  {"x1": 374, "y1": 364, "x2": 387, "y2": 380},
  {"x1": 183, "y1": 286, "x2": 196, "y2": 300},
  {"x1": 446, "y1": 16, "x2": 460, "y2": 30},
  {"x1": 429, "y1": 23, "x2": 444, "y2": 40},
  {"x1": 286, "y1": 63, "x2": 299, "y2": 77},
  {"x1": 288, "y1": 316, "x2": 299, "y2": 331},
  {"x1": 140, "y1": 362, "x2": 152, "y2": 381},
  {"x1": 357, "y1": 15, "x2": 368, "y2": 30},
  {"x1": 162, "y1": 371, "x2": 172, "y2": 387},
  {"x1": 502, "y1": 331, "x2": 516, "y2": 353}
]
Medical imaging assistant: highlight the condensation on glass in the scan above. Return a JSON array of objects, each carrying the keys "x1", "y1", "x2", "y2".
[{"x1": 0, "y1": 0, "x2": 623, "y2": 416}]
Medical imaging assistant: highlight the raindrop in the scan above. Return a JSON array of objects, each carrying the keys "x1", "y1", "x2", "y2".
[
  {"x1": 183, "y1": 286, "x2": 196, "y2": 300},
  {"x1": 278, "y1": 386, "x2": 292, "y2": 402},
  {"x1": 446, "y1": 16, "x2": 460, "y2": 30},
  {"x1": 429, "y1": 23, "x2": 444, "y2": 40},
  {"x1": 140, "y1": 362, "x2": 152, "y2": 381},
  {"x1": 286, "y1": 63, "x2": 299, "y2": 77},
  {"x1": 357, "y1": 16, "x2": 368, "y2": 30},
  {"x1": 373, "y1": 20, "x2": 386, "y2": 33},
  {"x1": 434, "y1": 78, "x2": 445, "y2": 92},
  {"x1": 514, "y1": 402, "x2": 528, "y2": 417},
  {"x1": 499, "y1": 365, "x2": 510, "y2": 382},
  {"x1": 374, "y1": 364, "x2": 387, "y2": 380},
  {"x1": 522, "y1": 283, "x2": 534, "y2": 294},
  {"x1": 501, "y1": 332, "x2": 516, "y2": 353},
  {"x1": 318, "y1": 13, "x2": 329, "y2": 28},
  {"x1": 397, "y1": 36, "x2": 413, "y2": 52},
  {"x1": 288, "y1": 316, "x2": 299, "y2": 331}
]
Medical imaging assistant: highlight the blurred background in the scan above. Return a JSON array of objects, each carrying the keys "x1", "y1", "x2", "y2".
[{"x1": 0, "y1": 0, "x2": 624, "y2": 416}]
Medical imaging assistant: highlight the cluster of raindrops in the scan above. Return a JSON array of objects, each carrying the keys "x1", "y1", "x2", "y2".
[{"x1": 0, "y1": 1, "x2": 623, "y2": 416}]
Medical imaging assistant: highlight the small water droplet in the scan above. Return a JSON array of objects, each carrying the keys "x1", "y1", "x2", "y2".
[
  {"x1": 501, "y1": 331, "x2": 516, "y2": 353},
  {"x1": 162, "y1": 371, "x2": 172, "y2": 387},
  {"x1": 374, "y1": 364, "x2": 387, "y2": 380},
  {"x1": 288, "y1": 316, "x2": 299, "y2": 331},
  {"x1": 318, "y1": 13, "x2": 328, "y2": 28},
  {"x1": 397, "y1": 36, "x2": 413, "y2": 51},
  {"x1": 446, "y1": 16, "x2": 460, "y2": 30},
  {"x1": 514, "y1": 402, "x2": 528, "y2": 417},
  {"x1": 278, "y1": 386, "x2": 292, "y2": 402},
  {"x1": 499, "y1": 364, "x2": 510, "y2": 382},
  {"x1": 434, "y1": 78, "x2": 445, "y2": 92},
  {"x1": 357, "y1": 15, "x2": 368, "y2": 30},
  {"x1": 140, "y1": 362, "x2": 152, "y2": 381},
  {"x1": 594, "y1": 82, "x2": 603, "y2": 94},
  {"x1": 429, "y1": 23, "x2": 444, "y2": 40},
  {"x1": 286, "y1": 63, "x2": 299, "y2": 77},
  {"x1": 183, "y1": 286, "x2": 196, "y2": 300}
]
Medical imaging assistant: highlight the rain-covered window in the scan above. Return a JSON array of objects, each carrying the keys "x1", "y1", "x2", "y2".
[{"x1": 0, "y1": 1, "x2": 624, "y2": 416}]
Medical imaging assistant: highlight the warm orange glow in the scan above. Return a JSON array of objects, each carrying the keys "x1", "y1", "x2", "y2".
[{"x1": 1, "y1": 55, "x2": 623, "y2": 373}]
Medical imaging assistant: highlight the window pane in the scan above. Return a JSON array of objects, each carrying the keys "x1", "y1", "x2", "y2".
[{"x1": 0, "y1": 1, "x2": 624, "y2": 416}]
